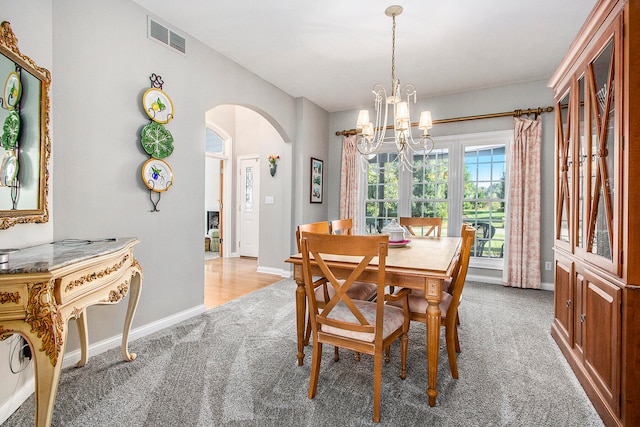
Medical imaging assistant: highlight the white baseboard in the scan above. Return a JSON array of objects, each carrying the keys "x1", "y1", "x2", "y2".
[
  {"x1": 466, "y1": 273, "x2": 503, "y2": 285},
  {"x1": 540, "y1": 281, "x2": 554, "y2": 291},
  {"x1": 0, "y1": 304, "x2": 206, "y2": 424},
  {"x1": 256, "y1": 265, "x2": 289, "y2": 277},
  {"x1": 467, "y1": 273, "x2": 554, "y2": 292},
  {"x1": 62, "y1": 304, "x2": 206, "y2": 368},
  {"x1": 0, "y1": 377, "x2": 35, "y2": 425}
]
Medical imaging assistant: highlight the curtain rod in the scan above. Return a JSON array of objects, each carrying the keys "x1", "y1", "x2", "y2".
[{"x1": 334, "y1": 106, "x2": 554, "y2": 136}]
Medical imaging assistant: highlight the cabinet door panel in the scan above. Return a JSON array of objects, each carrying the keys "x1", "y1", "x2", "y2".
[
  {"x1": 574, "y1": 273, "x2": 585, "y2": 358},
  {"x1": 553, "y1": 257, "x2": 573, "y2": 345},
  {"x1": 584, "y1": 274, "x2": 620, "y2": 415}
]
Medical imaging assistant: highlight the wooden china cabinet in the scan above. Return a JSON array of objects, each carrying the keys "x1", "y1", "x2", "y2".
[{"x1": 549, "y1": 0, "x2": 640, "y2": 425}]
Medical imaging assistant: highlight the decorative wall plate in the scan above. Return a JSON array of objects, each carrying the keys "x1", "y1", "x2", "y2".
[
  {"x1": 1, "y1": 111, "x2": 20, "y2": 150},
  {"x1": 141, "y1": 122, "x2": 174, "y2": 158},
  {"x1": 0, "y1": 150, "x2": 18, "y2": 187},
  {"x1": 142, "y1": 88, "x2": 174, "y2": 124},
  {"x1": 3, "y1": 72, "x2": 21, "y2": 110},
  {"x1": 142, "y1": 158, "x2": 173, "y2": 192}
]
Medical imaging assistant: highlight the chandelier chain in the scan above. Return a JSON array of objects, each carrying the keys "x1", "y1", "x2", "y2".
[{"x1": 391, "y1": 14, "x2": 396, "y2": 87}]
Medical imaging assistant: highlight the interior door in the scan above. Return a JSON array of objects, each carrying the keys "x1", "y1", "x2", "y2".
[
  {"x1": 218, "y1": 159, "x2": 224, "y2": 256},
  {"x1": 239, "y1": 157, "x2": 260, "y2": 257}
]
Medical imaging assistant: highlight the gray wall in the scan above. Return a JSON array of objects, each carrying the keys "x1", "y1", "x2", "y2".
[
  {"x1": 292, "y1": 98, "x2": 330, "y2": 251},
  {"x1": 50, "y1": 0, "x2": 301, "y2": 342},
  {"x1": 328, "y1": 80, "x2": 556, "y2": 285}
]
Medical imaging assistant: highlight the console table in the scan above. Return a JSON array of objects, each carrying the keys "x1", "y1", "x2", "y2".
[{"x1": 0, "y1": 238, "x2": 143, "y2": 427}]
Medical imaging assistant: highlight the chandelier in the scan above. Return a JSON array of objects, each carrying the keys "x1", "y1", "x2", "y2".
[{"x1": 356, "y1": 5, "x2": 434, "y2": 170}]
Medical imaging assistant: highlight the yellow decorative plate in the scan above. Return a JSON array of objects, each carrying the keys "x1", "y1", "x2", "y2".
[
  {"x1": 142, "y1": 158, "x2": 173, "y2": 192},
  {"x1": 0, "y1": 150, "x2": 18, "y2": 187},
  {"x1": 3, "y1": 72, "x2": 21, "y2": 110},
  {"x1": 142, "y1": 88, "x2": 174, "y2": 124}
]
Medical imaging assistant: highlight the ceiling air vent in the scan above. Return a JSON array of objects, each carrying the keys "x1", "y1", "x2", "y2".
[
  {"x1": 169, "y1": 32, "x2": 186, "y2": 54},
  {"x1": 148, "y1": 16, "x2": 186, "y2": 55}
]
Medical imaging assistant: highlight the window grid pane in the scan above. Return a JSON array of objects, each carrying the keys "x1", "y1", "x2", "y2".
[
  {"x1": 411, "y1": 148, "x2": 450, "y2": 236},
  {"x1": 463, "y1": 145, "x2": 506, "y2": 259},
  {"x1": 365, "y1": 153, "x2": 399, "y2": 234}
]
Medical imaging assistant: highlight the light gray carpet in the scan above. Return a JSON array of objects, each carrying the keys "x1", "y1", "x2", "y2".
[{"x1": 4, "y1": 280, "x2": 603, "y2": 426}]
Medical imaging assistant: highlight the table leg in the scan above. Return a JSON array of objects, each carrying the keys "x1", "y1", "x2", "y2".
[
  {"x1": 75, "y1": 309, "x2": 89, "y2": 367},
  {"x1": 31, "y1": 338, "x2": 64, "y2": 427},
  {"x1": 426, "y1": 290, "x2": 442, "y2": 406},
  {"x1": 121, "y1": 270, "x2": 142, "y2": 362},
  {"x1": 295, "y1": 278, "x2": 306, "y2": 366}
]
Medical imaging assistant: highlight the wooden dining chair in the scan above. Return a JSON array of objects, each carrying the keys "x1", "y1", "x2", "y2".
[
  {"x1": 296, "y1": 221, "x2": 330, "y2": 251},
  {"x1": 388, "y1": 224, "x2": 475, "y2": 379},
  {"x1": 296, "y1": 222, "x2": 377, "y2": 358},
  {"x1": 330, "y1": 218, "x2": 353, "y2": 235},
  {"x1": 399, "y1": 216, "x2": 443, "y2": 237},
  {"x1": 300, "y1": 232, "x2": 410, "y2": 423}
]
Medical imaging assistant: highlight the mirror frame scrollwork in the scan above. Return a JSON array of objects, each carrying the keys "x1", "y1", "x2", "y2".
[{"x1": 0, "y1": 21, "x2": 51, "y2": 229}]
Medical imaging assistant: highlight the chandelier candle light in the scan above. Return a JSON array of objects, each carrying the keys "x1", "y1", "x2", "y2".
[{"x1": 356, "y1": 5, "x2": 434, "y2": 170}]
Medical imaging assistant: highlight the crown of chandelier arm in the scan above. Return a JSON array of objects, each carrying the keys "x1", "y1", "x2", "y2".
[{"x1": 355, "y1": 5, "x2": 434, "y2": 170}]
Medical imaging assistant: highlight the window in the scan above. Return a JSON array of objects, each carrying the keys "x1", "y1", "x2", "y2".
[
  {"x1": 206, "y1": 128, "x2": 224, "y2": 154},
  {"x1": 362, "y1": 130, "x2": 511, "y2": 268},
  {"x1": 462, "y1": 144, "x2": 506, "y2": 261}
]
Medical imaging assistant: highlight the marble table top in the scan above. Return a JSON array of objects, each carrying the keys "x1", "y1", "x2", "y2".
[{"x1": 0, "y1": 237, "x2": 138, "y2": 274}]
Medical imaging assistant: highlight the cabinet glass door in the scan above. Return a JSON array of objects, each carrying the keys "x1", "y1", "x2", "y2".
[
  {"x1": 556, "y1": 90, "x2": 572, "y2": 244},
  {"x1": 578, "y1": 76, "x2": 586, "y2": 249},
  {"x1": 587, "y1": 39, "x2": 615, "y2": 261}
]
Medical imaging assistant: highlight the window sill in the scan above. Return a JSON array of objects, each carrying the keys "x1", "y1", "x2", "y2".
[{"x1": 470, "y1": 257, "x2": 504, "y2": 271}]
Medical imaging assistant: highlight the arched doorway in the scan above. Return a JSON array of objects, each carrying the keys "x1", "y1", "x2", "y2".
[{"x1": 203, "y1": 104, "x2": 291, "y2": 307}]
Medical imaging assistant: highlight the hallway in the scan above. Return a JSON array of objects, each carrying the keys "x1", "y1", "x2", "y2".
[{"x1": 204, "y1": 257, "x2": 282, "y2": 309}]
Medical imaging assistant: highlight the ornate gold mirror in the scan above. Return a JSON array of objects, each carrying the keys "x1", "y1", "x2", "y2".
[{"x1": 0, "y1": 21, "x2": 50, "y2": 229}]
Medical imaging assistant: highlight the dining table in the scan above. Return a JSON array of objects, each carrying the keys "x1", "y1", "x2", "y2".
[{"x1": 285, "y1": 235, "x2": 461, "y2": 407}]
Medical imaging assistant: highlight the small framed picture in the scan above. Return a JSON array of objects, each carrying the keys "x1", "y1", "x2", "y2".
[{"x1": 310, "y1": 157, "x2": 323, "y2": 203}]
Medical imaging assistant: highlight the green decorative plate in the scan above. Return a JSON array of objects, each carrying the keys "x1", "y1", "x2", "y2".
[
  {"x1": 1, "y1": 111, "x2": 20, "y2": 150},
  {"x1": 140, "y1": 122, "x2": 174, "y2": 159}
]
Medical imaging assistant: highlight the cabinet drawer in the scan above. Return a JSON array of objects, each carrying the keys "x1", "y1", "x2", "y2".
[
  {"x1": 0, "y1": 284, "x2": 29, "y2": 319},
  {"x1": 55, "y1": 251, "x2": 133, "y2": 305}
]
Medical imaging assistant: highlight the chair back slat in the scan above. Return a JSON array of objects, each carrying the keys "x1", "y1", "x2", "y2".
[
  {"x1": 330, "y1": 218, "x2": 353, "y2": 235},
  {"x1": 399, "y1": 217, "x2": 443, "y2": 237},
  {"x1": 296, "y1": 221, "x2": 329, "y2": 252},
  {"x1": 301, "y1": 232, "x2": 388, "y2": 336},
  {"x1": 447, "y1": 225, "x2": 475, "y2": 317},
  {"x1": 312, "y1": 252, "x2": 372, "y2": 325}
]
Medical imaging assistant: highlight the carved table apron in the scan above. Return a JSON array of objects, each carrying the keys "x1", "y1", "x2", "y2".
[{"x1": 0, "y1": 238, "x2": 143, "y2": 427}]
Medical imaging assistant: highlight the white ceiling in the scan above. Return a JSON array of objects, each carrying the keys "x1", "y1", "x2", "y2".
[{"x1": 131, "y1": 0, "x2": 597, "y2": 113}]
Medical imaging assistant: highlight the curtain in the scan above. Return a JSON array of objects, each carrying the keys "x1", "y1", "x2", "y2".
[
  {"x1": 340, "y1": 135, "x2": 361, "y2": 232},
  {"x1": 505, "y1": 116, "x2": 542, "y2": 289}
]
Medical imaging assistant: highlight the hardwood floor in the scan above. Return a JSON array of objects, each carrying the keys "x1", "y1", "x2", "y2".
[{"x1": 204, "y1": 256, "x2": 283, "y2": 309}]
